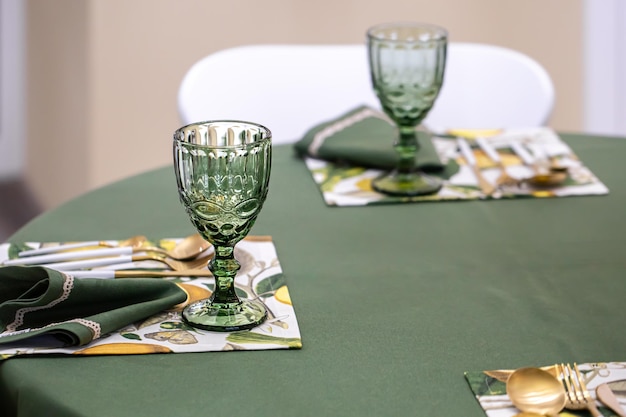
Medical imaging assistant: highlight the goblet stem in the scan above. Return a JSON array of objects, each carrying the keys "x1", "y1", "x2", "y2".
[
  {"x1": 208, "y1": 245, "x2": 240, "y2": 305},
  {"x1": 372, "y1": 125, "x2": 441, "y2": 196},
  {"x1": 180, "y1": 242, "x2": 267, "y2": 332},
  {"x1": 394, "y1": 126, "x2": 420, "y2": 176}
]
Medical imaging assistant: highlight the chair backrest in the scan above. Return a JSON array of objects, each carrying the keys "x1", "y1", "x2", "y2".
[
  {"x1": 178, "y1": 43, "x2": 554, "y2": 144},
  {"x1": 426, "y1": 43, "x2": 555, "y2": 131}
]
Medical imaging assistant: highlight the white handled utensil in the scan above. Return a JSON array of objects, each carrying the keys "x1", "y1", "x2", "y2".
[
  {"x1": 3, "y1": 246, "x2": 138, "y2": 266},
  {"x1": 457, "y1": 137, "x2": 496, "y2": 196},
  {"x1": 40, "y1": 253, "x2": 211, "y2": 271},
  {"x1": 510, "y1": 141, "x2": 535, "y2": 165},
  {"x1": 18, "y1": 235, "x2": 146, "y2": 257},
  {"x1": 5, "y1": 234, "x2": 211, "y2": 265},
  {"x1": 56, "y1": 269, "x2": 213, "y2": 279},
  {"x1": 475, "y1": 137, "x2": 519, "y2": 187}
]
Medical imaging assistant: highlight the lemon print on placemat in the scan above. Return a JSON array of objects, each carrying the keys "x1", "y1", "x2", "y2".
[
  {"x1": 157, "y1": 238, "x2": 178, "y2": 251},
  {"x1": 446, "y1": 128, "x2": 503, "y2": 139},
  {"x1": 74, "y1": 342, "x2": 172, "y2": 355},
  {"x1": 531, "y1": 190, "x2": 556, "y2": 198},
  {"x1": 275, "y1": 285, "x2": 292, "y2": 305},
  {"x1": 172, "y1": 283, "x2": 212, "y2": 311},
  {"x1": 356, "y1": 178, "x2": 373, "y2": 192}
]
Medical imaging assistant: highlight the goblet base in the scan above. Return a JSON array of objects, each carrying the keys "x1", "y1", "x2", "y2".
[
  {"x1": 181, "y1": 298, "x2": 267, "y2": 332},
  {"x1": 372, "y1": 171, "x2": 442, "y2": 196}
]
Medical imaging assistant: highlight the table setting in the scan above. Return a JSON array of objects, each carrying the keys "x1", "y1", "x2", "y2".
[
  {"x1": 466, "y1": 362, "x2": 626, "y2": 417},
  {"x1": 0, "y1": 120, "x2": 302, "y2": 359},
  {"x1": 1, "y1": 20, "x2": 624, "y2": 417},
  {"x1": 290, "y1": 20, "x2": 607, "y2": 207},
  {"x1": 295, "y1": 107, "x2": 608, "y2": 206}
]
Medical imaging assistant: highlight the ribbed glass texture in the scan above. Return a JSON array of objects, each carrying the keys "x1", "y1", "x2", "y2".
[
  {"x1": 173, "y1": 121, "x2": 272, "y2": 248},
  {"x1": 368, "y1": 22, "x2": 447, "y2": 128}
]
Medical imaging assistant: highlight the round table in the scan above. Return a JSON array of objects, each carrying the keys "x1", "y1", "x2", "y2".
[{"x1": 3, "y1": 134, "x2": 626, "y2": 417}]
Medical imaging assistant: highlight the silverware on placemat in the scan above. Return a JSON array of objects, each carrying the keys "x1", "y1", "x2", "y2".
[
  {"x1": 457, "y1": 137, "x2": 496, "y2": 196},
  {"x1": 475, "y1": 137, "x2": 519, "y2": 188},
  {"x1": 3, "y1": 235, "x2": 214, "y2": 279},
  {"x1": 4, "y1": 234, "x2": 209, "y2": 266}
]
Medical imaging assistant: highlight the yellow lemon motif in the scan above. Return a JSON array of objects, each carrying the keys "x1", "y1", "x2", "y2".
[
  {"x1": 500, "y1": 153, "x2": 522, "y2": 166},
  {"x1": 531, "y1": 190, "x2": 556, "y2": 198},
  {"x1": 74, "y1": 342, "x2": 172, "y2": 355},
  {"x1": 355, "y1": 178, "x2": 373, "y2": 192},
  {"x1": 172, "y1": 283, "x2": 212, "y2": 311},
  {"x1": 446, "y1": 128, "x2": 504, "y2": 139},
  {"x1": 158, "y1": 238, "x2": 178, "y2": 251},
  {"x1": 275, "y1": 285, "x2": 292, "y2": 305}
]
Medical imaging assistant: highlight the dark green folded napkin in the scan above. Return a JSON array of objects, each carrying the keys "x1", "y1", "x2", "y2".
[
  {"x1": 294, "y1": 105, "x2": 444, "y2": 172},
  {"x1": 0, "y1": 266, "x2": 187, "y2": 348}
]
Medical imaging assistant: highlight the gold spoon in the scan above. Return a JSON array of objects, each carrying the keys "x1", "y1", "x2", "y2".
[
  {"x1": 509, "y1": 141, "x2": 569, "y2": 188},
  {"x1": 18, "y1": 235, "x2": 148, "y2": 257},
  {"x1": 5, "y1": 234, "x2": 210, "y2": 266},
  {"x1": 140, "y1": 234, "x2": 210, "y2": 260},
  {"x1": 507, "y1": 367, "x2": 566, "y2": 417},
  {"x1": 525, "y1": 170, "x2": 568, "y2": 187}
]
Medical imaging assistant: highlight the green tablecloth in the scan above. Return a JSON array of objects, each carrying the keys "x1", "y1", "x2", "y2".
[{"x1": 2, "y1": 133, "x2": 625, "y2": 417}]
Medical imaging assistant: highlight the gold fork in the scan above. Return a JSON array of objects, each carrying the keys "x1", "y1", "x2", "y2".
[
  {"x1": 475, "y1": 137, "x2": 519, "y2": 187},
  {"x1": 560, "y1": 363, "x2": 603, "y2": 417}
]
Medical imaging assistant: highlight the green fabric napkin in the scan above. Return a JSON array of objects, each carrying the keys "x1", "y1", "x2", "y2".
[
  {"x1": 0, "y1": 266, "x2": 187, "y2": 347},
  {"x1": 294, "y1": 105, "x2": 444, "y2": 172}
]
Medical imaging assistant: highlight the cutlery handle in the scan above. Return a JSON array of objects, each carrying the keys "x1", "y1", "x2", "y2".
[
  {"x1": 457, "y1": 137, "x2": 476, "y2": 165},
  {"x1": 510, "y1": 141, "x2": 535, "y2": 165},
  {"x1": 526, "y1": 142, "x2": 548, "y2": 159},
  {"x1": 475, "y1": 137, "x2": 501, "y2": 163},
  {"x1": 18, "y1": 241, "x2": 103, "y2": 257},
  {"x1": 3, "y1": 246, "x2": 134, "y2": 266},
  {"x1": 458, "y1": 137, "x2": 495, "y2": 196},
  {"x1": 41, "y1": 254, "x2": 135, "y2": 270},
  {"x1": 57, "y1": 269, "x2": 213, "y2": 278},
  {"x1": 597, "y1": 384, "x2": 626, "y2": 417}
]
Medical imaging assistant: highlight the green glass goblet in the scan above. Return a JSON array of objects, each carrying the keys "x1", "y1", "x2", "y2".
[
  {"x1": 173, "y1": 120, "x2": 272, "y2": 331},
  {"x1": 367, "y1": 22, "x2": 448, "y2": 196}
]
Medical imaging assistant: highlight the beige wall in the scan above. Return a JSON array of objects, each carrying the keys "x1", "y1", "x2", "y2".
[{"x1": 25, "y1": 0, "x2": 583, "y2": 210}]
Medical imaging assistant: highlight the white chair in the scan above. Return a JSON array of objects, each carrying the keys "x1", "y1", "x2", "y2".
[
  {"x1": 178, "y1": 43, "x2": 554, "y2": 144},
  {"x1": 426, "y1": 43, "x2": 555, "y2": 131}
]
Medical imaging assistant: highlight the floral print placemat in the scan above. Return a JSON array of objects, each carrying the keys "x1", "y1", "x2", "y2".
[
  {"x1": 304, "y1": 127, "x2": 609, "y2": 206},
  {"x1": 0, "y1": 236, "x2": 302, "y2": 358},
  {"x1": 465, "y1": 362, "x2": 626, "y2": 417}
]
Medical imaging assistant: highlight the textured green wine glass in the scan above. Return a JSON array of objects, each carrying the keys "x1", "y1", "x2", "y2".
[
  {"x1": 173, "y1": 120, "x2": 272, "y2": 331},
  {"x1": 367, "y1": 22, "x2": 447, "y2": 196}
]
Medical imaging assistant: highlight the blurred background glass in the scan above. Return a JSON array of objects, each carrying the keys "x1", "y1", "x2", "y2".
[{"x1": 0, "y1": 0, "x2": 624, "y2": 240}]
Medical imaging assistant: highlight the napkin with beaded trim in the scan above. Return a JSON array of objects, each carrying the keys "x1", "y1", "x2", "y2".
[
  {"x1": 0, "y1": 266, "x2": 187, "y2": 348},
  {"x1": 294, "y1": 105, "x2": 445, "y2": 172}
]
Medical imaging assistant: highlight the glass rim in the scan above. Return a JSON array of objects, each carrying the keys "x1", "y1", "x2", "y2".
[
  {"x1": 173, "y1": 119, "x2": 272, "y2": 148},
  {"x1": 366, "y1": 22, "x2": 448, "y2": 43}
]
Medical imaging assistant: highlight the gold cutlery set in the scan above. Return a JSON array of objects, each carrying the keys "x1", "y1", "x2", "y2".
[
  {"x1": 456, "y1": 136, "x2": 569, "y2": 197},
  {"x1": 2, "y1": 234, "x2": 213, "y2": 278},
  {"x1": 505, "y1": 363, "x2": 623, "y2": 417}
]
